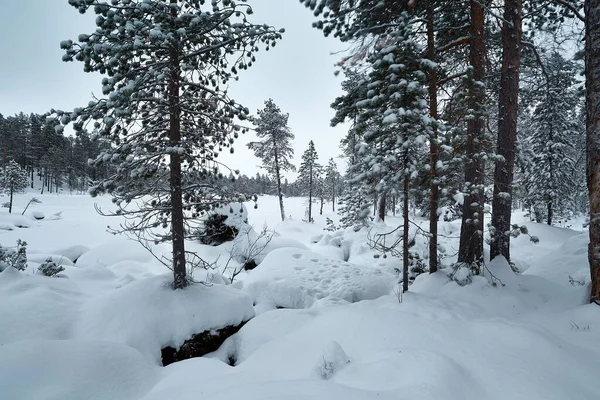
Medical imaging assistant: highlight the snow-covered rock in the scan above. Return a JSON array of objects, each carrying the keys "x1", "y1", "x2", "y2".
[{"x1": 74, "y1": 274, "x2": 254, "y2": 363}]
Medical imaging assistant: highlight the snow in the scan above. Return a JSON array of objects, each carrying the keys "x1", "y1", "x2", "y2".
[
  {"x1": 1, "y1": 193, "x2": 599, "y2": 400},
  {"x1": 241, "y1": 248, "x2": 396, "y2": 312},
  {"x1": 0, "y1": 339, "x2": 159, "y2": 400}
]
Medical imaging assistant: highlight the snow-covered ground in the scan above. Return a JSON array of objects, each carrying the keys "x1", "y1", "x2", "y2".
[{"x1": 0, "y1": 191, "x2": 599, "y2": 400}]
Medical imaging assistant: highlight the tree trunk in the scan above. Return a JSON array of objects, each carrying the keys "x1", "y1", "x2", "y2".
[
  {"x1": 402, "y1": 153, "x2": 410, "y2": 293},
  {"x1": 308, "y1": 165, "x2": 313, "y2": 222},
  {"x1": 377, "y1": 193, "x2": 386, "y2": 222},
  {"x1": 490, "y1": 0, "x2": 522, "y2": 262},
  {"x1": 547, "y1": 202, "x2": 553, "y2": 226},
  {"x1": 332, "y1": 181, "x2": 336, "y2": 212},
  {"x1": 320, "y1": 196, "x2": 324, "y2": 215},
  {"x1": 168, "y1": 6, "x2": 187, "y2": 290},
  {"x1": 9, "y1": 187, "x2": 13, "y2": 214},
  {"x1": 585, "y1": 0, "x2": 600, "y2": 305},
  {"x1": 427, "y1": 3, "x2": 439, "y2": 274},
  {"x1": 458, "y1": 1, "x2": 486, "y2": 271},
  {"x1": 274, "y1": 149, "x2": 285, "y2": 222}
]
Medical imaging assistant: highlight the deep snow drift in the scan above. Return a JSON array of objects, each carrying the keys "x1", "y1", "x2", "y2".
[{"x1": 0, "y1": 192, "x2": 599, "y2": 400}]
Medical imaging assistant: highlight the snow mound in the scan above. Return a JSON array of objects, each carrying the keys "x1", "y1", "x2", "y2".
[
  {"x1": 28, "y1": 253, "x2": 75, "y2": 266},
  {"x1": 0, "y1": 213, "x2": 32, "y2": 229},
  {"x1": 524, "y1": 233, "x2": 590, "y2": 286},
  {"x1": 52, "y1": 245, "x2": 90, "y2": 262},
  {"x1": 213, "y1": 308, "x2": 316, "y2": 364},
  {"x1": 313, "y1": 341, "x2": 350, "y2": 379},
  {"x1": 75, "y1": 238, "x2": 163, "y2": 268},
  {"x1": 0, "y1": 267, "x2": 84, "y2": 345},
  {"x1": 0, "y1": 339, "x2": 158, "y2": 400},
  {"x1": 242, "y1": 248, "x2": 395, "y2": 311},
  {"x1": 74, "y1": 274, "x2": 254, "y2": 363}
]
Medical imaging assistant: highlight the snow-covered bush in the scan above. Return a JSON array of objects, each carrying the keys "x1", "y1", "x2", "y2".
[
  {"x1": 0, "y1": 240, "x2": 27, "y2": 272},
  {"x1": 198, "y1": 202, "x2": 248, "y2": 246},
  {"x1": 37, "y1": 258, "x2": 65, "y2": 277}
]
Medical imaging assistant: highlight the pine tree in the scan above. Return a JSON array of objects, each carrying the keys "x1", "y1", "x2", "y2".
[
  {"x1": 297, "y1": 140, "x2": 321, "y2": 222},
  {"x1": 54, "y1": 0, "x2": 282, "y2": 289},
  {"x1": 248, "y1": 99, "x2": 295, "y2": 222},
  {"x1": 1, "y1": 160, "x2": 29, "y2": 213},
  {"x1": 351, "y1": 14, "x2": 433, "y2": 291}
]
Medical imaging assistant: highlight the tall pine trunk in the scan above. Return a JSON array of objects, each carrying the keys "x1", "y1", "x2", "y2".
[
  {"x1": 586, "y1": 0, "x2": 600, "y2": 305},
  {"x1": 458, "y1": 1, "x2": 486, "y2": 271},
  {"x1": 168, "y1": 6, "x2": 187, "y2": 290},
  {"x1": 9, "y1": 187, "x2": 13, "y2": 214},
  {"x1": 274, "y1": 149, "x2": 285, "y2": 222},
  {"x1": 490, "y1": 0, "x2": 522, "y2": 262},
  {"x1": 308, "y1": 165, "x2": 313, "y2": 222},
  {"x1": 402, "y1": 152, "x2": 410, "y2": 292},
  {"x1": 427, "y1": 3, "x2": 439, "y2": 274}
]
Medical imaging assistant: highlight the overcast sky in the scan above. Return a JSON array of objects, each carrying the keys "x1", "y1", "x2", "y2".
[{"x1": 0, "y1": 0, "x2": 349, "y2": 180}]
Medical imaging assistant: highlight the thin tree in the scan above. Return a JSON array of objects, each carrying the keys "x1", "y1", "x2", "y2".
[
  {"x1": 297, "y1": 140, "x2": 321, "y2": 222},
  {"x1": 248, "y1": 99, "x2": 295, "y2": 222},
  {"x1": 55, "y1": 0, "x2": 282, "y2": 289},
  {"x1": 324, "y1": 158, "x2": 340, "y2": 212}
]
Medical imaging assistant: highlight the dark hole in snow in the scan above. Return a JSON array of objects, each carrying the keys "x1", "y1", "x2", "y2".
[
  {"x1": 161, "y1": 321, "x2": 248, "y2": 367},
  {"x1": 243, "y1": 259, "x2": 258, "y2": 271},
  {"x1": 227, "y1": 355, "x2": 237, "y2": 367}
]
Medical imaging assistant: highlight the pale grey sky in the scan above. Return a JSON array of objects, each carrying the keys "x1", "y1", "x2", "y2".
[{"x1": 0, "y1": 0, "x2": 349, "y2": 179}]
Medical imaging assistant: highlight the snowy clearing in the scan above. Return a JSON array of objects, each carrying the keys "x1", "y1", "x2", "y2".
[{"x1": 0, "y1": 192, "x2": 598, "y2": 400}]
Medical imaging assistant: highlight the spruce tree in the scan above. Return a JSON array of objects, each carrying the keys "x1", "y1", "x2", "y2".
[
  {"x1": 521, "y1": 52, "x2": 581, "y2": 225},
  {"x1": 297, "y1": 140, "x2": 321, "y2": 222},
  {"x1": 54, "y1": 0, "x2": 282, "y2": 289},
  {"x1": 248, "y1": 99, "x2": 295, "y2": 222}
]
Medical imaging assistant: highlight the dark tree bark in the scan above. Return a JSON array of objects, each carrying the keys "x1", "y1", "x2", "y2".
[
  {"x1": 320, "y1": 195, "x2": 324, "y2": 215},
  {"x1": 169, "y1": 1, "x2": 187, "y2": 290},
  {"x1": 427, "y1": 2, "x2": 439, "y2": 274},
  {"x1": 332, "y1": 180, "x2": 336, "y2": 212},
  {"x1": 458, "y1": 1, "x2": 486, "y2": 271},
  {"x1": 377, "y1": 193, "x2": 386, "y2": 222},
  {"x1": 9, "y1": 187, "x2": 13, "y2": 214},
  {"x1": 402, "y1": 152, "x2": 410, "y2": 292},
  {"x1": 490, "y1": 0, "x2": 522, "y2": 262},
  {"x1": 308, "y1": 165, "x2": 313, "y2": 222},
  {"x1": 586, "y1": 0, "x2": 600, "y2": 305}
]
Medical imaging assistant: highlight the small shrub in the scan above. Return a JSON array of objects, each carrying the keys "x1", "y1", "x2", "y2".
[
  {"x1": 37, "y1": 258, "x2": 65, "y2": 277},
  {"x1": 0, "y1": 240, "x2": 28, "y2": 271}
]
